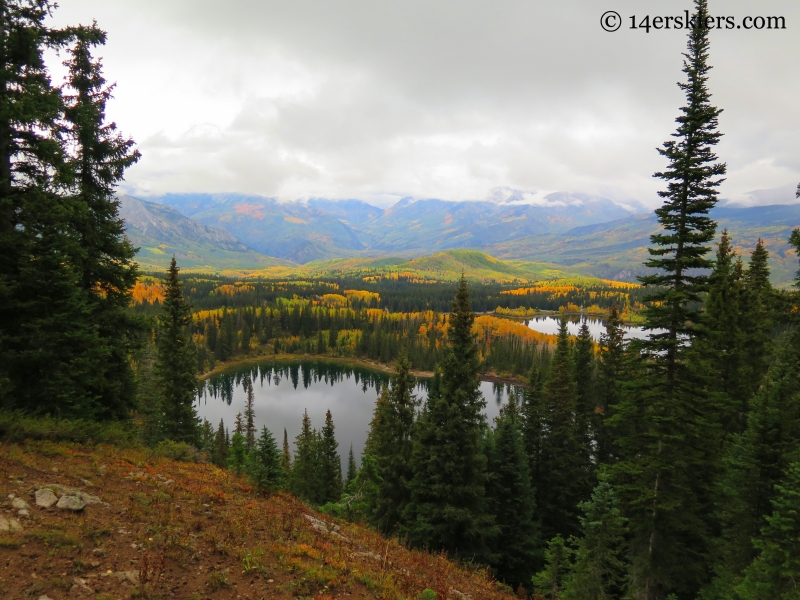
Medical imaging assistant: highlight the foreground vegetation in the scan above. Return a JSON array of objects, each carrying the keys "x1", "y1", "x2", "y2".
[{"x1": 0, "y1": 439, "x2": 514, "y2": 600}]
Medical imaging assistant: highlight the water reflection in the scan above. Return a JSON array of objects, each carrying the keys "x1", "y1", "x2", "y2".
[
  {"x1": 526, "y1": 315, "x2": 651, "y2": 341},
  {"x1": 196, "y1": 360, "x2": 524, "y2": 469}
]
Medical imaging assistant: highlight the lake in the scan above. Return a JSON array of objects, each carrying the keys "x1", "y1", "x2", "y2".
[
  {"x1": 525, "y1": 315, "x2": 651, "y2": 341},
  {"x1": 196, "y1": 359, "x2": 522, "y2": 470}
]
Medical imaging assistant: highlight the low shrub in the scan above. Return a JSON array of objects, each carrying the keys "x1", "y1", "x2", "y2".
[
  {"x1": 0, "y1": 410, "x2": 137, "y2": 445},
  {"x1": 153, "y1": 440, "x2": 204, "y2": 463}
]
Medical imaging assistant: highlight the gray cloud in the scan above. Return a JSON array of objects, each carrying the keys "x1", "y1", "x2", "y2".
[{"x1": 48, "y1": 0, "x2": 800, "y2": 207}]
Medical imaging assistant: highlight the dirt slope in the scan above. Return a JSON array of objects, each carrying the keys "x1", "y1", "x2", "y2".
[{"x1": 0, "y1": 442, "x2": 515, "y2": 600}]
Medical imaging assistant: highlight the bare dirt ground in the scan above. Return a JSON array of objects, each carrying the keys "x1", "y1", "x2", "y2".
[{"x1": 0, "y1": 441, "x2": 514, "y2": 600}]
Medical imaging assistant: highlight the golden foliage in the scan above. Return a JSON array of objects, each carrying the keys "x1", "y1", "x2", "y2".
[{"x1": 132, "y1": 281, "x2": 165, "y2": 305}]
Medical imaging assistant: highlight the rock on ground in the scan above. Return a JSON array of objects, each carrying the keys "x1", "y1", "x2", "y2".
[
  {"x1": 56, "y1": 494, "x2": 85, "y2": 512},
  {"x1": 34, "y1": 488, "x2": 58, "y2": 508},
  {"x1": 0, "y1": 515, "x2": 22, "y2": 533}
]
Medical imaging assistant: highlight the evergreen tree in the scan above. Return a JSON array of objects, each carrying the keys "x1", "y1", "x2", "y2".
[
  {"x1": 699, "y1": 231, "x2": 745, "y2": 435},
  {"x1": 736, "y1": 463, "x2": 800, "y2": 600},
  {"x1": 0, "y1": 0, "x2": 86, "y2": 416},
  {"x1": 290, "y1": 409, "x2": 319, "y2": 503},
  {"x1": 574, "y1": 319, "x2": 596, "y2": 454},
  {"x1": 596, "y1": 304, "x2": 626, "y2": 464},
  {"x1": 739, "y1": 239, "x2": 774, "y2": 405},
  {"x1": 281, "y1": 428, "x2": 292, "y2": 476},
  {"x1": 346, "y1": 443, "x2": 358, "y2": 489},
  {"x1": 318, "y1": 410, "x2": 342, "y2": 504},
  {"x1": 521, "y1": 363, "x2": 546, "y2": 510},
  {"x1": 317, "y1": 330, "x2": 326, "y2": 354},
  {"x1": 329, "y1": 320, "x2": 338, "y2": 350},
  {"x1": 404, "y1": 277, "x2": 494, "y2": 559},
  {"x1": 339, "y1": 453, "x2": 381, "y2": 524},
  {"x1": 487, "y1": 394, "x2": 538, "y2": 589},
  {"x1": 710, "y1": 289, "x2": 800, "y2": 593},
  {"x1": 247, "y1": 426, "x2": 285, "y2": 492},
  {"x1": 154, "y1": 258, "x2": 199, "y2": 444},
  {"x1": 228, "y1": 431, "x2": 247, "y2": 475},
  {"x1": 611, "y1": 1, "x2": 726, "y2": 595},
  {"x1": 198, "y1": 419, "x2": 215, "y2": 458},
  {"x1": 61, "y1": 25, "x2": 142, "y2": 419},
  {"x1": 364, "y1": 351, "x2": 417, "y2": 534},
  {"x1": 532, "y1": 535, "x2": 573, "y2": 600},
  {"x1": 243, "y1": 377, "x2": 256, "y2": 452},
  {"x1": 539, "y1": 317, "x2": 591, "y2": 543},
  {"x1": 563, "y1": 475, "x2": 628, "y2": 600},
  {"x1": 212, "y1": 419, "x2": 228, "y2": 467}
]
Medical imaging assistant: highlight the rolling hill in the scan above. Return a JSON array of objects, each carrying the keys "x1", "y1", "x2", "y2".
[
  {"x1": 118, "y1": 195, "x2": 296, "y2": 272},
  {"x1": 484, "y1": 204, "x2": 800, "y2": 286},
  {"x1": 295, "y1": 250, "x2": 575, "y2": 283}
]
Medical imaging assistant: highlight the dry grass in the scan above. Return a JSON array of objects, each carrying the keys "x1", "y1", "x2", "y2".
[{"x1": 0, "y1": 441, "x2": 516, "y2": 600}]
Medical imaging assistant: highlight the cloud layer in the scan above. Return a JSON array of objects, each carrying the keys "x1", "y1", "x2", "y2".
[{"x1": 48, "y1": 0, "x2": 800, "y2": 207}]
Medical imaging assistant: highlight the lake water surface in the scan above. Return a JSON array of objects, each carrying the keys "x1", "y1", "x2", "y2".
[
  {"x1": 525, "y1": 315, "x2": 651, "y2": 341},
  {"x1": 196, "y1": 360, "x2": 522, "y2": 469}
]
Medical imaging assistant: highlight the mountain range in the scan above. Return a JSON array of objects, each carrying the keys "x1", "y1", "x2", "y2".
[
  {"x1": 120, "y1": 191, "x2": 800, "y2": 286},
  {"x1": 117, "y1": 195, "x2": 292, "y2": 271},
  {"x1": 146, "y1": 192, "x2": 639, "y2": 262}
]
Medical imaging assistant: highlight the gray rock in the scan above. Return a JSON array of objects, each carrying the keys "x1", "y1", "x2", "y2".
[
  {"x1": 35, "y1": 488, "x2": 58, "y2": 508},
  {"x1": 0, "y1": 516, "x2": 22, "y2": 533},
  {"x1": 78, "y1": 492, "x2": 104, "y2": 505},
  {"x1": 112, "y1": 571, "x2": 140, "y2": 584},
  {"x1": 56, "y1": 494, "x2": 86, "y2": 512},
  {"x1": 12, "y1": 497, "x2": 29, "y2": 510},
  {"x1": 17, "y1": 508, "x2": 30, "y2": 518}
]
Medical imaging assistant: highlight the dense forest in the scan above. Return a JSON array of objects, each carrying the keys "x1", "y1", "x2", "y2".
[{"x1": 2, "y1": 1, "x2": 800, "y2": 599}]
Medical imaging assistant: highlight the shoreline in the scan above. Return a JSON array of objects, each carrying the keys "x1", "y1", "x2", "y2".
[{"x1": 200, "y1": 352, "x2": 529, "y2": 388}]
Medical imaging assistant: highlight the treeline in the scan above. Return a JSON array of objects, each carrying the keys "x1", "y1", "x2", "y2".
[
  {"x1": 134, "y1": 274, "x2": 651, "y2": 316},
  {"x1": 190, "y1": 302, "x2": 550, "y2": 378}
]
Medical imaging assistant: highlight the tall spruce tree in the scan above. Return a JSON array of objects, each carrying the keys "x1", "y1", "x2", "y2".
[
  {"x1": 739, "y1": 239, "x2": 774, "y2": 404},
  {"x1": 364, "y1": 351, "x2": 417, "y2": 534},
  {"x1": 228, "y1": 431, "x2": 247, "y2": 475},
  {"x1": 610, "y1": 1, "x2": 726, "y2": 596},
  {"x1": 596, "y1": 304, "x2": 626, "y2": 464},
  {"x1": 247, "y1": 426, "x2": 285, "y2": 492},
  {"x1": 538, "y1": 317, "x2": 591, "y2": 543},
  {"x1": 521, "y1": 363, "x2": 546, "y2": 516},
  {"x1": 532, "y1": 535, "x2": 573, "y2": 600},
  {"x1": 290, "y1": 409, "x2": 318, "y2": 503},
  {"x1": 345, "y1": 443, "x2": 358, "y2": 489},
  {"x1": 404, "y1": 277, "x2": 494, "y2": 559},
  {"x1": 61, "y1": 25, "x2": 142, "y2": 419},
  {"x1": 243, "y1": 377, "x2": 256, "y2": 452},
  {"x1": 562, "y1": 475, "x2": 628, "y2": 600},
  {"x1": 281, "y1": 428, "x2": 292, "y2": 477},
  {"x1": 574, "y1": 319, "x2": 596, "y2": 453},
  {"x1": 708, "y1": 231, "x2": 800, "y2": 595},
  {"x1": 212, "y1": 419, "x2": 228, "y2": 467},
  {"x1": 318, "y1": 410, "x2": 342, "y2": 504},
  {"x1": 154, "y1": 258, "x2": 199, "y2": 444},
  {"x1": 700, "y1": 230, "x2": 746, "y2": 435},
  {"x1": 0, "y1": 2, "x2": 111, "y2": 418},
  {"x1": 487, "y1": 394, "x2": 538, "y2": 589},
  {"x1": 736, "y1": 463, "x2": 800, "y2": 600}
]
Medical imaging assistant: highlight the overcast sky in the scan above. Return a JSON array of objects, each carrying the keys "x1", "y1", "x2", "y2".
[{"x1": 48, "y1": 0, "x2": 799, "y2": 207}]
